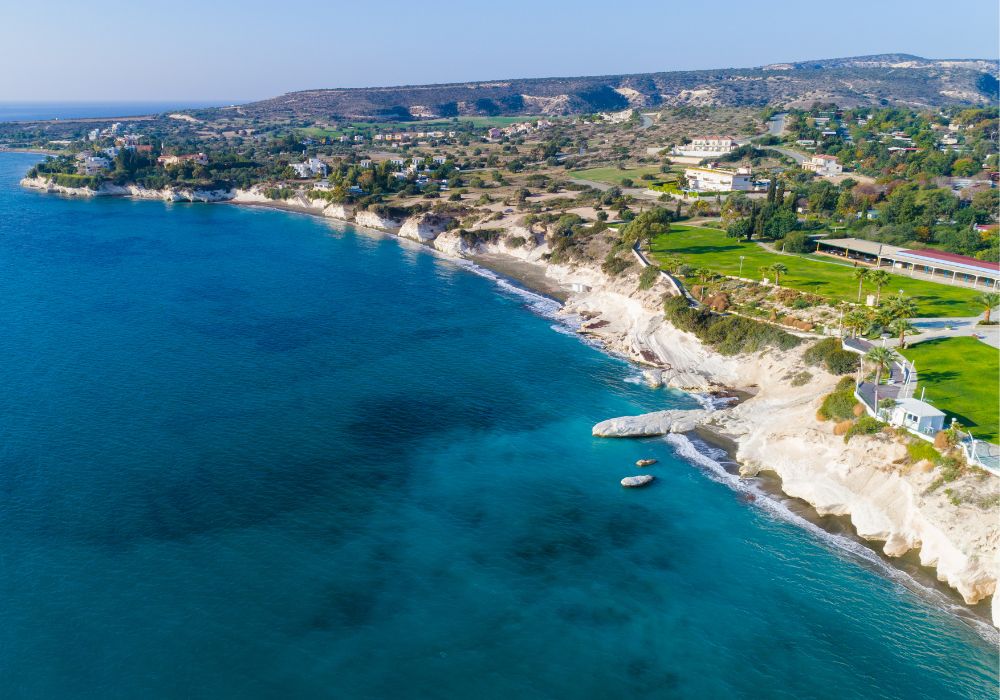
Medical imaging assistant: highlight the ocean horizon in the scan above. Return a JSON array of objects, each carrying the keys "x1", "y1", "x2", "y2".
[
  {"x1": 0, "y1": 101, "x2": 235, "y2": 122},
  {"x1": 0, "y1": 151, "x2": 996, "y2": 698}
]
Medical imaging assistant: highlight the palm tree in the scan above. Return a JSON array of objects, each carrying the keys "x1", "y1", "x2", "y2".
[
  {"x1": 853, "y1": 267, "x2": 870, "y2": 302},
  {"x1": 694, "y1": 268, "x2": 713, "y2": 299},
  {"x1": 869, "y1": 269, "x2": 891, "y2": 305},
  {"x1": 974, "y1": 292, "x2": 1000, "y2": 324},
  {"x1": 885, "y1": 292, "x2": 919, "y2": 322},
  {"x1": 888, "y1": 317, "x2": 918, "y2": 348},
  {"x1": 865, "y1": 346, "x2": 896, "y2": 387},
  {"x1": 758, "y1": 265, "x2": 771, "y2": 283},
  {"x1": 843, "y1": 309, "x2": 870, "y2": 338},
  {"x1": 769, "y1": 263, "x2": 788, "y2": 286},
  {"x1": 662, "y1": 256, "x2": 683, "y2": 274}
]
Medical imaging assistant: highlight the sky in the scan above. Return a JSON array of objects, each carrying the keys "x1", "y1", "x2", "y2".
[{"x1": 1, "y1": 0, "x2": 997, "y2": 103}]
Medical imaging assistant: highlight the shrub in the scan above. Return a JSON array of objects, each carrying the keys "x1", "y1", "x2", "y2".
[
  {"x1": 662, "y1": 296, "x2": 801, "y2": 356},
  {"x1": 939, "y1": 456, "x2": 964, "y2": 482},
  {"x1": 505, "y1": 236, "x2": 527, "y2": 249},
  {"x1": 602, "y1": 255, "x2": 632, "y2": 276},
  {"x1": 833, "y1": 420, "x2": 853, "y2": 435},
  {"x1": 906, "y1": 440, "x2": 941, "y2": 465},
  {"x1": 789, "y1": 370, "x2": 812, "y2": 386},
  {"x1": 804, "y1": 338, "x2": 841, "y2": 366},
  {"x1": 844, "y1": 416, "x2": 883, "y2": 442},
  {"x1": 825, "y1": 349, "x2": 859, "y2": 375},
  {"x1": 638, "y1": 266, "x2": 659, "y2": 290},
  {"x1": 818, "y1": 386, "x2": 858, "y2": 421}
]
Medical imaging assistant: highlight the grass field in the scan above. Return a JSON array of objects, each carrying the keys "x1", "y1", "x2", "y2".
[
  {"x1": 648, "y1": 225, "x2": 982, "y2": 317},
  {"x1": 569, "y1": 166, "x2": 668, "y2": 186},
  {"x1": 901, "y1": 337, "x2": 999, "y2": 441}
]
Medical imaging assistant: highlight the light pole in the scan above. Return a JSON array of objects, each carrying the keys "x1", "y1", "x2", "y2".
[{"x1": 739, "y1": 255, "x2": 745, "y2": 277}]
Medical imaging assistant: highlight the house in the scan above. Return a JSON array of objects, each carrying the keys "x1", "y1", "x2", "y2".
[
  {"x1": 885, "y1": 398, "x2": 946, "y2": 439},
  {"x1": 432, "y1": 156, "x2": 447, "y2": 165},
  {"x1": 79, "y1": 155, "x2": 110, "y2": 174},
  {"x1": 158, "y1": 153, "x2": 208, "y2": 167},
  {"x1": 487, "y1": 127, "x2": 503, "y2": 140},
  {"x1": 389, "y1": 158, "x2": 406, "y2": 167},
  {"x1": 803, "y1": 154, "x2": 843, "y2": 177},
  {"x1": 135, "y1": 144, "x2": 153, "y2": 154},
  {"x1": 671, "y1": 136, "x2": 737, "y2": 158},
  {"x1": 684, "y1": 166, "x2": 752, "y2": 192},
  {"x1": 87, "y1": 129, "x2": 100, "y2": 141},
  {"x1": 312, "y1": 179, "x2": 331, "y2": 191},
  {"x1": 291, "y1": 157, "x2": 328, "y2": 178},
  {"x1": 359, "y1": 159, "x2": 373, "y2": 168}
]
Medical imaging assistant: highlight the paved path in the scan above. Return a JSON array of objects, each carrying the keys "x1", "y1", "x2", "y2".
[{"x1": 903, "y1": 316, "x2": 998, "y2": 349}]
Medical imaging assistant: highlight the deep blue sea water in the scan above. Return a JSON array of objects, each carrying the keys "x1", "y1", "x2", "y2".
[
  {"x1": 0, "y1": 102, "x2": 231, "y2": 122},
  {"x1": 0, "y1": 152, "x2": 996, "y2": 698}
]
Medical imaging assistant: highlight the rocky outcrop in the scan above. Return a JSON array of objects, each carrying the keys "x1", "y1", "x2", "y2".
[
  {"x1": 22, "y1": 176, "x2": 234, "y2": 202},
  {"x1": 592, "y1": 409, "x2": 709, "y2": 437},
  {"x1": 354, "y1": 210, "x2": 402, "y2": 232},
  {"x1": 399, "y1": 213, "x2": 450, "y2": 243},
  {"x1": 621, "y1": 475, "x2": 655, "y2": 488},
  {"x1": 322, "y1": 202, "x2": 354, "y2": 221}
]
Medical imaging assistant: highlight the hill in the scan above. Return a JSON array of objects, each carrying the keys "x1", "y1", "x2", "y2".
[{"x1": 215, "y1": 54, "x2": 998, "y2": 122}]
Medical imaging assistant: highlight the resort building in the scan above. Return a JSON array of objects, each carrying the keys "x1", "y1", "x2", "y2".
[
  {"x1": 672, "y1": 136, "x2": 738, "y2": 158},
  {"x1": 684, "y1": 166, "x2": 753, "y2": 192},
  {"x1": 815, "y1": 238, "x2": 1000, "y2": 289},
  {"x1": 803, "y1": 154, "x2": 843, "y2": 177},
  {"x1": 291, "y1": 157, "x2": 328, "y2": 179}
]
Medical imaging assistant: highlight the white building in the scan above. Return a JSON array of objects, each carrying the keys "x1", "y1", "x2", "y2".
[
  {"x1": 803, "y1": 154, "x2": 843, "y2": 177},
  {"x1": 885, "y1": 398, "x2": 946, "y2": 439},
  {"x1": 359, "y1": 159, "x2": 373, "y2": 168},
  {"x1": 79, "y1": 155, "x2": 111, "y2": 175},
  {"x1": 432, "y1": 156, "x2": 447, "y2": 165},
  {"x1": 291, "y1": 157, "x2": 328, "y2": 178},
  {"x1": 684, "y1": 166, "x2": 752, "y2": 192},
  {"x1": 672, "y1": 136, "x2": 737, "y2": 158}
]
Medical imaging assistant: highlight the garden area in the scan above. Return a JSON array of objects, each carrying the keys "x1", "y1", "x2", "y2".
[
  {"x1": 569, "y1": 166, "x2": 667, "y2": 186},
  {"x1": 648, "y1": 225, "x2": 983, "y2": 317},
  {"x1": 901, "y1": 337, "x2": 1000, "y2": 442}
]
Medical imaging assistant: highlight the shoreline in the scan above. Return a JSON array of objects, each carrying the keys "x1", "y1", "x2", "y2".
[{"x1": 16, "y1": 173, "x2": 999, "y2": 635}]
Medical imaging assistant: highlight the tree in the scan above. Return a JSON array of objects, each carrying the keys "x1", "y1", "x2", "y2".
[
  {"x1": 884, "y1": 292, "x2": 919, "y2": 323},
  {"x1": 888, "y1": 317, "x2": 918, "y2": 348},
  {"x1": 758, "y1": 265, "x2": 771, "y2": 282},
  {"x1": 726, "y1": 217, "x2": 752, "y2": 240},
  {"x1": 974, "y1": 292, "x2": 1000, "y2": 323},
  {"x1": 694, "y1": 268, "x2": 713, "y2": 299},
  {"x1": 865, "y1": 346, "x2": 896, "y2": 387},
  {"x1": 621, "y1": 207, "x2": 672, "y2": 248},
  {"x1": 769, "y1": 263, "x2": 788, "y2": 286},
  {"x1": 868, "y1": 269, "x2": 891, "y2": 305},
  {"x1": 843, "y1": 309, "x2": 871, "y2": 338},
  {"x1": 661, "y1": 256, "x2": 683, "y2": 274},
  {"x1": 853, "y1": 267, "x2": 870, "y2": 302}
]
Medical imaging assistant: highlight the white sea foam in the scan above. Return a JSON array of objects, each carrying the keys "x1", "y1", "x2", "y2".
[{"x1": 664, "y1": 433, "x2": 999, "y2": 644}]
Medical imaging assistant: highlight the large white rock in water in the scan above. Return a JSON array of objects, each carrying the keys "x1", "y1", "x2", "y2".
[
  {"x1": 592, "y1": 409, "x2": 708, "y2": 437},
  {"x1": 621, "y1": 474, "x2": 655, "y2": 488}
]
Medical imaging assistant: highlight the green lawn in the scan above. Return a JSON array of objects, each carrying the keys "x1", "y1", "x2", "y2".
[
  {"x1": 569, "y1": 166, "x2": 669, "y2": 186},
  {"x1": 648, "y1": 225, "x2": 982, "y2": 317},
  {"x1": 901, "y1": 337, "x2": 999, "y2": 441}
]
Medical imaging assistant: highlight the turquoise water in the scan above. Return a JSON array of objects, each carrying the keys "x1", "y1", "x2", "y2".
[{"x1": 0, "y1": 152, "x2": 996, "y2": 698}]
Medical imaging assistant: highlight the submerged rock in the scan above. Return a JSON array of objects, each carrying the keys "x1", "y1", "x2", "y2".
[
  {"x1": 621, "y1": 475, "x2": 655, "y2": 488},
  {"x1": 636, "y1": 459, "x2": 657, "y2": 467}
]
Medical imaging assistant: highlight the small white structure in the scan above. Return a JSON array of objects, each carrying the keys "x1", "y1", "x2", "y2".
[
  {"x1": 359, "y1": 159, "x2": 373, "y2": 168},
  {"x1": 803, "y1": 154, "x2": 843, "y2": 177},
  {"x1": 672, "y1": 136, "x2": 737, "y2": 158},
  {"x1": 885, "y1": 398, "x2": 946, "y2": 439},
  {"x1": 432, "y1": 156, "x2": 447, "y2": 165},
  {"x1": 684, "y1": 166, "x2": 752, "y2": 192}
]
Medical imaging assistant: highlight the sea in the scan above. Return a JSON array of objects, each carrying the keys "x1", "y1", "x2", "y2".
[
  {"x1": 0, "y1": 102, "x2": 231, "y2": 122},
  {"x1": 0, "y1": 151, "x2": 996, "y2": 698}
]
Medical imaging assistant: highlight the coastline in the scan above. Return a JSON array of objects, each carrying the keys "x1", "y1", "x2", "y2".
[{"x1": 18, "y1": 174, "x2": 999, "y2": 634}]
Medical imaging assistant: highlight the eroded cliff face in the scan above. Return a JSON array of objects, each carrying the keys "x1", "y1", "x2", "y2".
[{"x1": 22, "y1": 176, "x2": 234, "y2": 202}]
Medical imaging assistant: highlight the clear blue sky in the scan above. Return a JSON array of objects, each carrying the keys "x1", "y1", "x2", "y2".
[{"x1": 2, "y1": 0, "x2": 997, "y2": 102}]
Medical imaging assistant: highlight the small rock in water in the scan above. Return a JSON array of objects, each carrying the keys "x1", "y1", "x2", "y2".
[
  {"x1": 621, "y1": 474, "x2": 655, "y2": 488},
  {"x1": 636, "y1": 459, "x2": 657, "y2": 467}
]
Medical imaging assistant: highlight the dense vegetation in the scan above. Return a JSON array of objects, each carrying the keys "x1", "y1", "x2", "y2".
[{"x1": 662, "y1": 295, "x2": 801, "y2": 355}]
